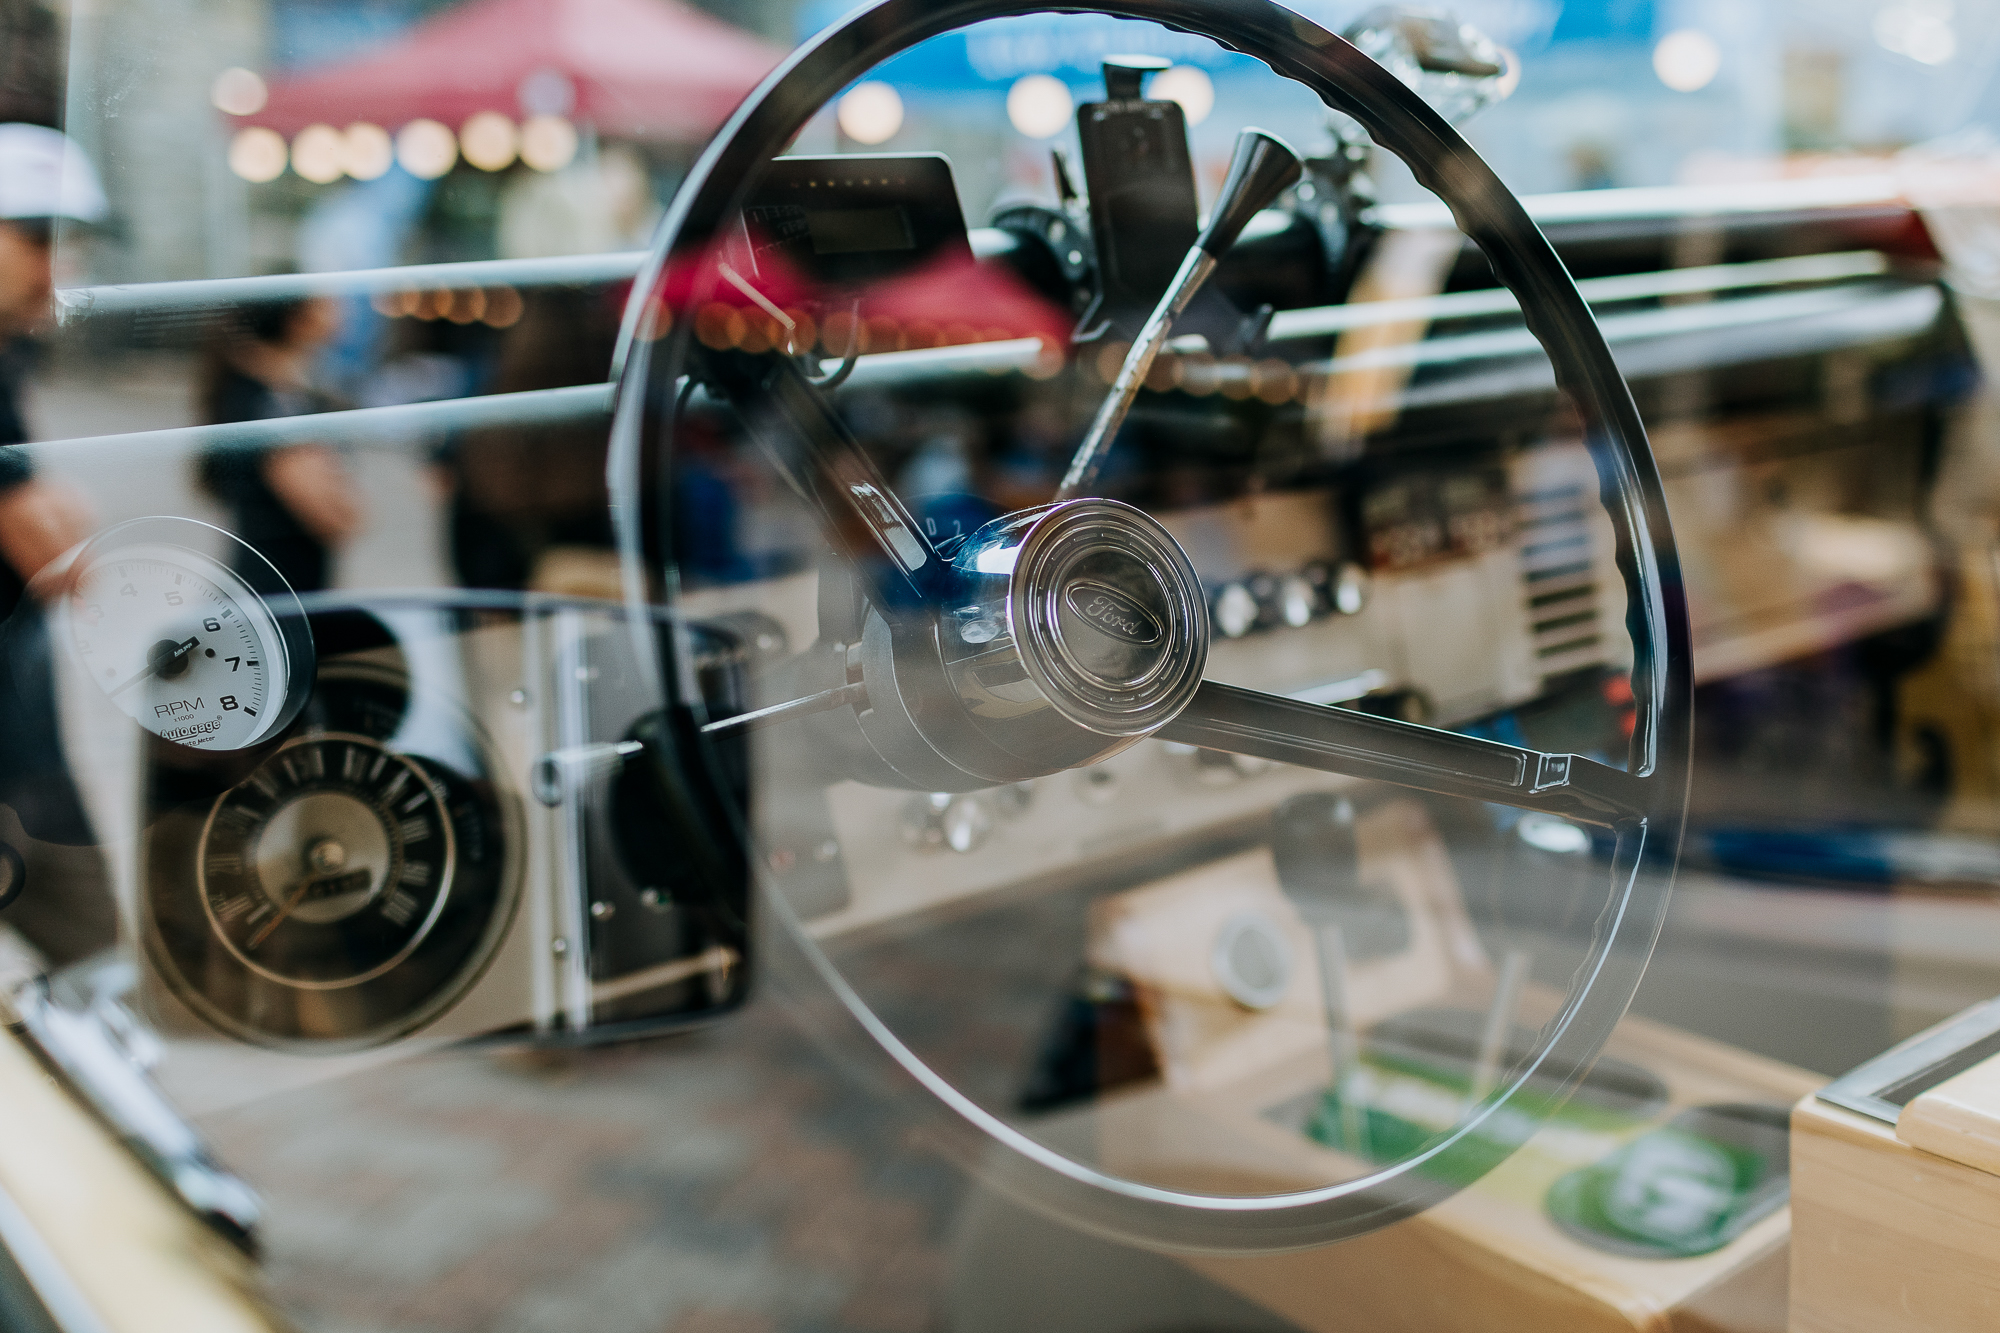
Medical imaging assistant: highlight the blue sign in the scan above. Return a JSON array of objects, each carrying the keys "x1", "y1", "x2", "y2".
[{"x1": 795, "y1": 3, "x2": 1268, "y2": 94}]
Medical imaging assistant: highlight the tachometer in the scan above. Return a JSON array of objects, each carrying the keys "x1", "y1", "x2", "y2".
[{"x1": 54, "y1": 517, "x2": 314, "y2": 751}]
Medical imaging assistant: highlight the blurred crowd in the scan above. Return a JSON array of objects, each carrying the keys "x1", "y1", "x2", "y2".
[{"x1": 0, "y1": 117, "x2": 646, "y2": 608}]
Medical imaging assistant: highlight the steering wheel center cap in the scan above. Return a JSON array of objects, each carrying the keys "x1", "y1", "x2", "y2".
[
  {"x1": 996, "y1": 499, "x2": 1208, "y2": 736},
  {"x1": 1052, "y1": 561, "x2": 1170, "y2": 684}
]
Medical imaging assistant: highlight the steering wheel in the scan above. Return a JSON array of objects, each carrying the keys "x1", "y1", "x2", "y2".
[{"x1": 608, "y1": 0, "x2": 1692, "y2": 1253}]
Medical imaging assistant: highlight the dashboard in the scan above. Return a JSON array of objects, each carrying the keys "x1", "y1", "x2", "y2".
[{"x1": 0, "y1": 143, "x2": 1954, "y2": 1086}]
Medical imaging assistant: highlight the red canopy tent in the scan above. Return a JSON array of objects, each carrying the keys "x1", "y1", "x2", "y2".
[{"x1": 238, "y1": 0, "x2": 784, "y2": 142}]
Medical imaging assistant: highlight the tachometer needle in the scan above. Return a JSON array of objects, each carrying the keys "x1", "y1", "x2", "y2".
[{"x1": 108, "y1": 635, "x2": 199, "y2": 699}]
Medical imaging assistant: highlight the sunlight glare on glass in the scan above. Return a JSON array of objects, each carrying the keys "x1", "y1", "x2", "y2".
[
  {"x1": 291, "y1": 124, "x2": 346, "y2": 184},
  {"x1": 1653, "y1": 29, "x2": 1721, "y2": 92},
  {"x1": 519, "y1": 115, "x2": 578, "y2": 172},
  {"x1": 1006, "y1": 74, "x2": 1073, "y2": 139},
  {"x1": 838, "y1": 81, "x2": 904, "y2": 145},
  {"x1": 397, "y1": 118, "x2": 459, "y2": 179},
  {"x1": 1875, "y1": 0, "x2": 1958, "y2": 65},
  {"x1": 1150, "y1": 66, "x2": 1215, "y2": 125},
  {"x1": 461, "y1": 112, "x2": 519, "y2": 171},
  {"x1": 1517, "y1": 813, "x2": 1592, "y2": 856},
  {"x1": 209, "y1": 67, "x2": 267, "y2": 117},
  {"x1": 342, "y1": 123, "x2": 393, "y2": 180},
  {"x1": 227, "y1": 126, "x2": 287, "y2": 182}
]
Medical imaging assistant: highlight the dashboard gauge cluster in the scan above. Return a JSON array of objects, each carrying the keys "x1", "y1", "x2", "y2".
[
  {"x1": 120, "y1": 588, "x2": 755, "y2": 1058},
  {"x1": 143, "y1": 664, "x2": 516, "y2": 1048},
  {"x1": 751, "y1": 442, "x2": 1620, "y2": 937},
  {"x1": 1361, "y1": 468, "x2": 1514, "y2": 573}
]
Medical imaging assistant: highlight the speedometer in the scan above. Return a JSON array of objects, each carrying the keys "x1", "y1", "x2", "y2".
[
  {"x1": 56, "y1": 517, "x2": 314, "y2": 751},
  {"x1": 196, "y1": 733, "x2": 456, "y2": 989},
  {"x1": 144, "y1": 664, "x2": 519, "y2": 1047}
]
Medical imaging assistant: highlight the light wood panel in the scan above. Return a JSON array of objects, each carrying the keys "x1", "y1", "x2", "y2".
[
  {"x1": 1791, "y1": 1093, "x2": 2000, "y2": 1333},
  {"x1": 0, "y1": 1022, "x2": 287, "y2": 1333},
  {"x1": 1899, "y1": 1057, "x2": 2000, "y2": 1176}
]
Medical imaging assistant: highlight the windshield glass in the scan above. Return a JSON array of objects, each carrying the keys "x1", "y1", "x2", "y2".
[{"x1": 2, "y1": 0, "x2": 1997, "y2": 1327}]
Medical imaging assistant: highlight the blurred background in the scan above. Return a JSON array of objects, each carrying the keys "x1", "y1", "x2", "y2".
[
  {"x1": 11, "y1": 0, "x2": 1999, "y2": 572},
  {"x1": 11, "y1": 0, "x2": 2000, "y2": 519},
  {"x1": 21, "y1": 0, "x2": 2000, "y2": 291},
  {"x1": 12, "y1": 0, "x2": 1998, "y2": 462}
]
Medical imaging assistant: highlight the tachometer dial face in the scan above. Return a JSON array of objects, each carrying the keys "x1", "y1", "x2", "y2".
[
  {"x1": 145, "y1": 667, "x2": 517, "y2": 1047},
  {"x1": 198, "y1": 734, "x2": 456, "y2": 989},
  {"x1": 56, "y1": 519, "x2": 313, "y2": 752}
]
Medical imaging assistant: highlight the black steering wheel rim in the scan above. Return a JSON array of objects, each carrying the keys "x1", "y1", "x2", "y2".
[{"x1": 610, "y1": 0, "x2": 1693, "y2": 1253}]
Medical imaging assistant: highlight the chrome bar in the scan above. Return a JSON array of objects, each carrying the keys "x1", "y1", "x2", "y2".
[
  {"x1": 700, "y1": 681, "x2": 868, "y2": 736},
  {"x1": 55, "y1": 252, "x2": 648, "y2": 322},
  {"x1": 48, "y1": 174, "x2": 1908, "y2": 326},
  {"x1": 1371, "y1": 173, "x2": 1904, "y2": 232},
  {"x1": 834, "y1": 336, "x2": 1051, "y2": 387},
  {"x1": 831, "y1": 276, "x2": 1927, "y2": 391},
  {"x1": 1265, "y1": 250, "x2": 1890, "y2": 342},
  {"x1": 1298, "y1": 280, "x2": 1932, "y2": 377},
  {"x1": 25, "y1": 383, "x2": 614, "y2": 458},
  {"x1": 27, "y1": 264, "x2": 1924, "y2": 462}
]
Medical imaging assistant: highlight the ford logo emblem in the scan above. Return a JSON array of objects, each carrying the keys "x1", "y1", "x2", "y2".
[{"x1": 1062, "y1": 580, "x2": 1163, "y2": 646}]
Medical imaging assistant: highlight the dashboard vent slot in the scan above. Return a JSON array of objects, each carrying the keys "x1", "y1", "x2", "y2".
[{"x1": 1516, "y1": 481, "x2": 1606, "y2": 676}]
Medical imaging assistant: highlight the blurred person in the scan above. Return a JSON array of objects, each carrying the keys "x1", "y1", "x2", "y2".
[
  {"x1": 197, "y1": 297, "x2": 362, "y2": 595},
  {"x1": 435, "y1": 287, "x2": 619, "y2": 591},
  {"x1": 0, "y1": 125, "x2": 108, "y2": 857},
  {"x1": 1568, "y1": 140, "x2": 1617, "y2": 191},
  {"x1": 0, "y1": 123, "x2": 102, "y2": 616}
]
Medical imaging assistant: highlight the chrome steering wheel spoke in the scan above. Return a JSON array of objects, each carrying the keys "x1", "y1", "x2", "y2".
[
  {"x1": 707, "y1": 352, "x2": 949, "y2": 608},
  {"x1": 1160, "y1": 679, "x2": 1646, "y2": 826}
]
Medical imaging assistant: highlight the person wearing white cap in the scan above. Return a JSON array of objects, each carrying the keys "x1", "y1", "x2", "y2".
[{"x1": 0, "y1": 123, "x2": 105, "y2": 614}]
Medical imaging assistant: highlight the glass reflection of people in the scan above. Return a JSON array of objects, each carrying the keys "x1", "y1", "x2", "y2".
[
  {"x1": 440, "y1": 288, "x2": 619, "y2": 592},
  {"x1": 0, "y1": 124, "x2": 103, "y2": 618},
  {"x1": 0, "y1": 125, "x2": 110, "y2": 871},
  {"x1": 197, "y1": 297, "x2": 362, "y2": 595}
]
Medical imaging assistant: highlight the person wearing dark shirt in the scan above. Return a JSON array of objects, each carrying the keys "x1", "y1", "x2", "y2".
[
  {"x1": 438, "y1": 287, "x2": 620, "y2": 591},
  {"x1": 196, "y1": 296, "x2": 361, "y2": 595},
  {"x1": 0, "y1": 125, "x2": 105, "y2": 856},
  {"x1": 0, "y1": 125, "x2": 103, "y2": 617}
]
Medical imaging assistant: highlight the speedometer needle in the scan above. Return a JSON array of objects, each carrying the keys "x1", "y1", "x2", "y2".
[
  {"x1": 108, "y1": 636, "x2": 199, "y2": 699},
  {"x1": 246, "y1": 874, "x2": 317, "y2": 950},
  {"x1": 246, "y1": 869, "x2": 372, "y2": 949}
]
